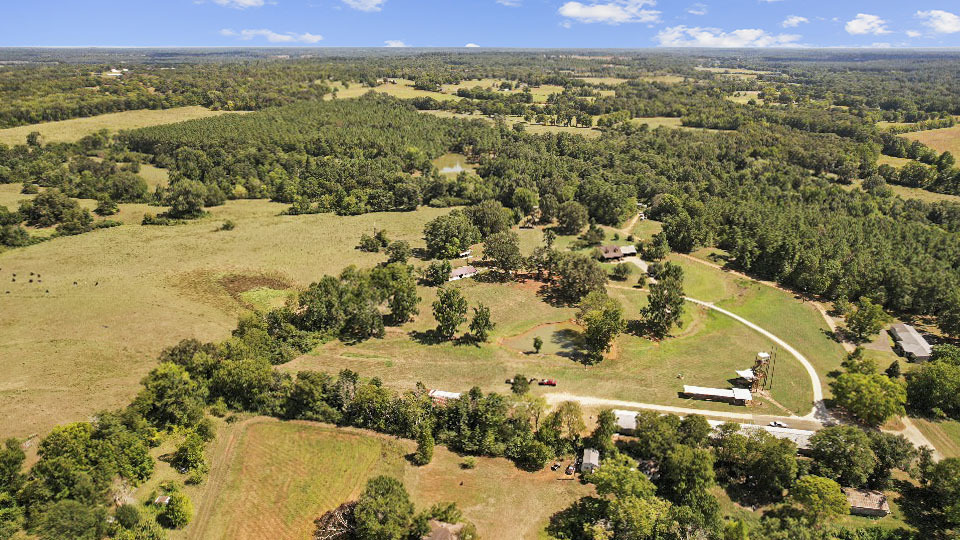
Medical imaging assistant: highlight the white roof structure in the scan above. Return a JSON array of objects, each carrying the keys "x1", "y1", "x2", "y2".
[
  {"x1": 735, "y1": 369, "x2": 756, "y2": 381},
  {"x1": 620, "y1": 245, "x2": 638, "y2": 256},
  {"x1": 428, "y1": 389, "x2": 462, "y2": 401},
  {"x1": 613, "y1": 409, "x2": 638, "y2": 432},
  {"x1": 449, "y1": 265, "x2": 478, "y2": 280},
  {"x1": 581, "y1": 448, "x2": 600, "y2": 471},
  {"x1": 682, "y1": 385, "x2": 753, "y2": 404}
]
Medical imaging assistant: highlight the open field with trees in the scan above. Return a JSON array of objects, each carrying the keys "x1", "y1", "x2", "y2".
[
  {"x1": 169, "y1": 419, "x2": 591, "y2": 540},
  {"x1": 902, "y1": 124, "x2": 960, "y2": 157},
  {"x1": 0, "y1": 107, "x2": 240, "y2": 146}
]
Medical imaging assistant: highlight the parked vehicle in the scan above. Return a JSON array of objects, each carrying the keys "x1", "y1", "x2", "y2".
[
  {"x1": 565, "y1": 465, "x2": 575, "y2": 475},
  {"x1": 551, "y1": 462, "x2": 561, "y2": 471},
  {"x1": 539, "y1": 379, "x2": 557, "y2": 386},
  {"x1": 769, "y1": 421, "x2": 789, "y2": 428}
]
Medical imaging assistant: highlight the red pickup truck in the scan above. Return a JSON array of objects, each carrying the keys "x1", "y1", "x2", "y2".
[{"x1": 538, "y1": 379, "x2": 557, "y2": 387}]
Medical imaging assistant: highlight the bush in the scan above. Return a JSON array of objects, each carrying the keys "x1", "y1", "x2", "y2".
[
  {"x1": 461, "y1": 456, "x2": 477, "y2": 469},
  {"x1": 159, "y1": 492, "x2": 193, "y2": 529},
  {"x1": 20, "y1": 183, "x2": 39, "y2": 195},
  {"x1": 424, "y1": 260, "x2": 452, "y2": 286},
  {"x1": 218, "y1": 220, "x2": 235, "y2": 231},
  {"x1": 114, "y1": 504, "x2": 141, "y2": 530},
  {"x1": 611, "y1": 263, "x2": 633, "y2": 281},
  {"x1": 94, "y1": 198, "x2": 119, "y2": 216}
]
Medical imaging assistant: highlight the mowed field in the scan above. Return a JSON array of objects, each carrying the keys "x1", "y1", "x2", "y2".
[
  {"x1": 0, "y1": 106, "x2": 240, "y2": 146},
  {"x1": 902, "y1": 124, "x2": 960, "y2": 157},
  {"x1": 173, "y1": 419, "x2": 591, "y2": 540},
  {"x1": 0, "y1": 200, "x2": 450, "y2": 437}
]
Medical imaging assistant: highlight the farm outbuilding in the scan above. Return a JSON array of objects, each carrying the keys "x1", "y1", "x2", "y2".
[
  {"x1": 682, "y1": 385, "x2": 753, "y2": 405},
  {"x1": 448, "y1": 265, "x2": 478, "y2": 281},
  {"x1": 581, "y1": 448, "x2": 600, "y2": 473},
  {"x1": 428, "y1": 389, "x2": 462, "y2": 405},
  {"x1": 619, "y1": 245, "x2": 638, "y2": 256},
  {"x1": 889, "y1": 323, "x2": 932, "y2": 362},
  {"x1": 613, "y1": 409, "x2": 638, "y2": 434},
  {"x1": 843, "y1": 488, "x2": 890, "y2": 517}
]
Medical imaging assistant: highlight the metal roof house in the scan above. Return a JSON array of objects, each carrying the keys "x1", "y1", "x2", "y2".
[
  {"x1": 581, "y1": 448, "x2": 600, "y2": 473},
  {"x1": 448, "y1": 265, "x2": 478, "y2": 282},
  {"x1": 844, "y1": 488, "x2": 891, "y2": 517},
  {"x1": 620, "y1": 245, "x2": 638, "y2": 256},
  {"x1": 889, "y1": 323, "x2": 932, "y2": 361}
]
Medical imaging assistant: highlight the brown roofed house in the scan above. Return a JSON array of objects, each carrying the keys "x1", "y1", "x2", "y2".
[
  {"x1": 843, "y1": 488, "x2": 890, "y2": 517},
  {"x1": 600, "y1": 245, "x2": 624, "y2": 261},
  {"x1": 422, "y1": 520, "x2": 465, "y2": 540}
]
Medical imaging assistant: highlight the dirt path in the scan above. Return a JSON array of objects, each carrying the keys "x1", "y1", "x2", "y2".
[{"x1": 618, "y1": 213, "x2": 642, "y2": 235}]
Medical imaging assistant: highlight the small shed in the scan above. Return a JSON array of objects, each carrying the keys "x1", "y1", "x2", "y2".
[
  {"x1": 449, "y1": 265, "x2": 478, "y2": 281},
  {"x1": 600, "y1": 245, "x2": 624, "y2": 261},
  {"x1": 843, "y1": 488, "x2": 890, "y2": 517},
  {"x1": 153, "y1": 495, "x2": 171, "y2": 506},
  {"x1": 613, "y1": 409, "x2": 638, "y2": 434},
  {"x1": 428, "y1": 389, "x2": 462, "y2": 405},
  {"x1": 581, "y1": 448, "x2": 600, "y2": 474},
  {"x1": 889, "y1": 323, "x2": 932, "y2": 362}
]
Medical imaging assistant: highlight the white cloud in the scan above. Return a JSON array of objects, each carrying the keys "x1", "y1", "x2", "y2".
[
  {"x1": 219, "y1": 28, "x2": 323, "y2": 43},
  {"x1": 845, "y1": 13, "x2": 890, "y2": 35},
  {"x1": 496, "y1": 0, "x2": 521, "y2": 6},
  {"x1": 782, "y1": 15, "x2": 808, "y2": 28},
  {"x1": 687, "y1": 3, "x2": 707, "y2": 16},
  {"x1": 342, "y1": 0, "x2": 386, "y2": 12},
  {"x1": 210, "y1": 0, "x2": 265, "y2": 8},
  {"x1": 558, "y1": 0, "x2": 660, "y2": 25},
  {"x1": 465, "y1": 43, "x2": 481, "y2": 47},
  {"x1": 384, "y1": 40, "x2": 408, "y2": 47},
  {"x1": 906, "y1": 30, "x2": 922, "y2": 38},
  {"x1": 917, "y1": 10, "x2": 960, "y2": 34},
  {"x1": 655, "y1": 25, "x2": 801, "y2": 47}
]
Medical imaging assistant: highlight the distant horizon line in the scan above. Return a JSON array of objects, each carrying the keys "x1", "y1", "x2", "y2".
[{"x1": 4, "y1": 45, "x2": 960, "y2": 51}]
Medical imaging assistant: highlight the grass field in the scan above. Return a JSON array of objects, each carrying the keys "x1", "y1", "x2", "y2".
[
  {"x1": 0, "y1": 201, "x2": 450, "y2": 437},
  {"x1": 912, "y1": 418, "x2": 960, "y2": 458},
  {"x1": 877, "y1": 155, "x2": 916, "y2": 168},
  {"x1": 174, "y1": 419, "x2": 591, "y2": 540},
  {"x1": 575, "y1": 77, "x2": 629, "y2": 85},
  {"x1": 674, "y1": 250, "x2": 848, "y2": 400},
  {"x1": 902, "y1": 125, "x2": 960, "y2": 157},
  {"x1": 0, "y1": 107, "x2": 240, "y2": 146},
  {"x1": 847, "y1": 177, "x2": 960, "y2": 205}
]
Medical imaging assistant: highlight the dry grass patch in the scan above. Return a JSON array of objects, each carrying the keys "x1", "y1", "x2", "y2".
[
  {"x1": 0, "y1": 106, "x2": 241, "y2": 146},
  {"x1": 176, "y1": 419, "x2": 590, "y2": 540},
  {"x1": 912, "y1": 418, "x2": 960, "y2": 458},
  {"x1": 902, "y1": 125, "x2": 960, "y2": 156}
]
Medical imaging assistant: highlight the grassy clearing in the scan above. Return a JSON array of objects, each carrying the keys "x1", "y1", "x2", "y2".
[
  {"x1": 638, "y1": 74, "x2": 687, "y2": 84},
  {"x1": 668, "y1": 253, "x2": 847, "y2": 402},
  {"x1": 726, "y1": 91, "x2": 763, "y2": 105},
  {"x1": 846, "y1": 177, "x2": 960, "y2": 205},
  {"x1": 902, "y1": 125, "x2": 960, "y2": 156},
  {"x1": 0, "y1": 107, "x2": 240, "y2": 146},
  {"x1": 176, "y1": 419, "x2": 590, "y2": 540},
  {"x1": 0, "y1": 201, "x2": 449, "y2": 437},
  {"x1": 0, "y1": 183, "x2": 28, "y2": 209},
  {"x1": 139, "y1": 164, "x2": 170, "y2": 189},
  {"x1": 877, "y1": 155, "x2": 916, "y2": 168},
  {"x1": 912, "y1": 418, "x2": 960, "y2": 458}
]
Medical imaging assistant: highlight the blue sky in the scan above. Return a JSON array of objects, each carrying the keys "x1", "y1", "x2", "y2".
[{"x1": 2, "y1": 0, "x2": 960, "y2": 48}]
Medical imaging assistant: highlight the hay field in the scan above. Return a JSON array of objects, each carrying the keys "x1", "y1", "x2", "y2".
[
  {"x1": 0, "y1": 201, "x2": 449, "y2": 437},
  {"x1": 0, "y1": 106, "x2": 240, "y2": 146},
  {"x1": 902, "y1": 125, "x2": 960, "y2": 156},
  {"x1": 177, "y1": 419, "x2": 591, "y2": 540}
]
